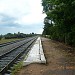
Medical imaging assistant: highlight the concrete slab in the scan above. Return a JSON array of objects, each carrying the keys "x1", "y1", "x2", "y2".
[{"x1": 23, "y1": 37, "x2": 46, "y2": 66}]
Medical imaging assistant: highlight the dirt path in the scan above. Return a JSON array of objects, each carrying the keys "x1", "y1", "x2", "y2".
[{"x1": 16, "y1": 37, "x2": 75, "y2": 75}]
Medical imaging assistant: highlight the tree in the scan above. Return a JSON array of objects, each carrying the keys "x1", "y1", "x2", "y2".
[
  {"x1": 42, "y1": 0, "x2": 75, "y2": 46},
  {"x1": 0, "y1": 35, "x2": 3, "y2": 40}
]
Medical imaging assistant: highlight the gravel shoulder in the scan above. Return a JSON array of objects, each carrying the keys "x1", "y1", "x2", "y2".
[{"x1": 16, "y1": 37, "x2": 75, "y2": 75}]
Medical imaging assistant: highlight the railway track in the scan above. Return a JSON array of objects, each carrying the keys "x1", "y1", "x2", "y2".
[
  {"x1": 0, "y1": 37, "x2": 35, "y2": 56},
  {"x1": 0, "y1": 38, "x2": 27, "y2": 47},
  {"x1": 0, "y1": 36, "x2": 38, "y2": 74}
]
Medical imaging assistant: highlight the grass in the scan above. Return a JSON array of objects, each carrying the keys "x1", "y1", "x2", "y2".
[
  {"x1": 0, "y1": 53, "x2": 28, "y2": 75},
  {"x1": 11, "y1": 61, "x2": 23, "y2": 75},
  {"x1": 0, "y1": 38, "x2": 22, "y2": 44},
  {"x1": 11, "y1": 53, "x2": 29, "y2": 75}
]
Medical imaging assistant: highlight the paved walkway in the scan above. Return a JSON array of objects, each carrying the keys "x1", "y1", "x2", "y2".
[{"x1": 23, "y1": 37, "x2": 46, "y2": 66}]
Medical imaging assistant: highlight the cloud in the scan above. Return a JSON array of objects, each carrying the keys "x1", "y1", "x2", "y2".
[
  {"x1": 0, "y1": 0, "x2": 46, "y2": 34},
  {"x1": 0, "y1": 14, "x2": 15, "y2": 22},
  {"x1": 15, "y1": 13, "x2": 45, "y2": 25},
  {"x1": 0, "y1": 24, "x2": 43, "y2": 34},
  {"x1": 0, "y1": 0, "x2": 30, "y2": 18},
  {"x1": 0, "y1": 14, "x2": 20, "y2": 28}
]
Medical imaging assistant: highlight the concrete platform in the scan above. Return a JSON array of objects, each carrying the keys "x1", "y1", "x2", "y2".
[{"x1": 23, "y1": 37, "x2": 46, "y2": 66}]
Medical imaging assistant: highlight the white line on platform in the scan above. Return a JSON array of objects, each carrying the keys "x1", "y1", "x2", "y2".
[{"x1": 23, "y1": 37, "x2": 46, "y2": 66}]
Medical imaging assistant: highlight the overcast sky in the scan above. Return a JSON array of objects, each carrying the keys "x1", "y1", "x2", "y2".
[{"x1": 0, "y1": 0, "x2": 46, "y2": 34}]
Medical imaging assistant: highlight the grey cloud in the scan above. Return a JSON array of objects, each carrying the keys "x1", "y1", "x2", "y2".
[
  {"x1": 0, "y1": 13, "x2": 15, "y2": 22},
  {"x1": 0, "y1": 13, "x2": 20, "y2": 27}
]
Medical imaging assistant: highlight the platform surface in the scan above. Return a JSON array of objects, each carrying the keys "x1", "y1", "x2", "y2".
[{"x1": 23, "y1": 37, "x2": 46, "y2": 66}]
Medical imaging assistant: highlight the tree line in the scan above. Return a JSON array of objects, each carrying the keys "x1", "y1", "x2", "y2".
[
  {"x1": 0, "y1": 32, "x2": 36, "y2": 40},
  {"x1": 42, "y1": 0, "x2": 75, "y2": 46}
]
